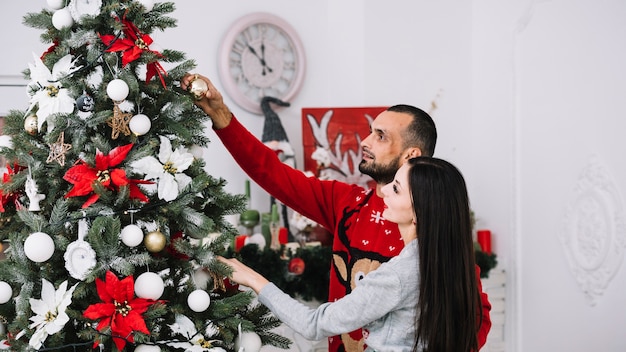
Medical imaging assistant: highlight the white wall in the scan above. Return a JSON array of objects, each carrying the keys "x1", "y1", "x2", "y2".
[{"x1": 2, "y1": 1, "x2": 626, "y2": 351}]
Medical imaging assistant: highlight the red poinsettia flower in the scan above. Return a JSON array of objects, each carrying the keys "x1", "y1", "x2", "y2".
[
  {"x1": 63, "y1": 144, "x2": 150, "y2": 208},
  {"x1": 0, "y1": 163, "x2": 25, "y2": 212},
  {"x1": 83, "y1": 271, "x2": 161, "y2": 351},
  {"x1": 99, "y1": 16, "x2": 167, "y2": 86}
]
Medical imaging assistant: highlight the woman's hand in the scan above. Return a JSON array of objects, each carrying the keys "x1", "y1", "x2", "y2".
[{"x1": 217, "y1": 256, "x2": 270, "y2": 294}]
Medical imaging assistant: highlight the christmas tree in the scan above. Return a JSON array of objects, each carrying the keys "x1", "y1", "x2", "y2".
[{"x1": 0, "y1": 1, "x2": 290, "y2": 351}]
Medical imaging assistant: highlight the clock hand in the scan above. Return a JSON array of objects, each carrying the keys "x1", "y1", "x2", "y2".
[
  {"x1": 260, "y1": 43, "x2": 273, "y2": 74},
  {"x1": 247, "y1": 44, "x2": 273, "y2": 75}
]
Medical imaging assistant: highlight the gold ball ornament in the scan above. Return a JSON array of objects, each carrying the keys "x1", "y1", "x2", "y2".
[
  {"x1": 144, "y1": 230, "x2": 167, "y2": 252},
  {"x1": 188, "y1": 76, "x2": 208, "y2": 100},
  {"x1": 24, "y1": 114, "x2": 38, "y2": 135}
]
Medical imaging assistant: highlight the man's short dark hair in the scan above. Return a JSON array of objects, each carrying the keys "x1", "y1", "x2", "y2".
[{"x1": 387, "y1": 104, "x2": 437, "y2": 157}]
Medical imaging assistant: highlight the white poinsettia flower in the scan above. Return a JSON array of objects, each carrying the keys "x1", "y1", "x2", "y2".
[
  {"x1": 27, "y1": 53, "x2": 81, "y2": 132},
  {"x1": 132, "y1": 135, "x2": 194, "y2": 201},
  {"x1": 167, "y1": 315, "x2": 226, "y2": 352},
  {"x1": 28, "y1": 279, "x2": 78, "y2": 350}
]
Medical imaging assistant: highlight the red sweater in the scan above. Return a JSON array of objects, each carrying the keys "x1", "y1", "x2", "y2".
[{"x1": 215, "y1": 117, "x2": 491, "y2": 351}]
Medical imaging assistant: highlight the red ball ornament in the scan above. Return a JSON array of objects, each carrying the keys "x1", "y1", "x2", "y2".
[{"x1": 288, "y1": 257, "x2": 305, "y2": 275}]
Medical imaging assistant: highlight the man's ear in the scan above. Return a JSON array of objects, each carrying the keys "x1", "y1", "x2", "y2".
[{"x1": 404, "y1": 147, "x2": 422, "y2": 160}]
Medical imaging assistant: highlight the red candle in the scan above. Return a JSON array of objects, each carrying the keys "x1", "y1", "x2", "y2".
[
  {"x1": 234, "y1": 235, "x2": 247, "y2": 252},
  {"x1": 279, "y1": 227, "x2": 288, "y2": 244},
  {"x1": 477, "y1": 229, "x2": 492, "y2": 254}
]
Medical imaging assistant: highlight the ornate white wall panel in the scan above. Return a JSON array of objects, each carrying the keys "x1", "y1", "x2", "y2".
[{"x1": 561, "y1": 155, "x2": 626, "y2": 306}]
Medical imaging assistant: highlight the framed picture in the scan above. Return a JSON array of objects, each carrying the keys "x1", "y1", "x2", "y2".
[{"x1": 301, "y1": 106, "x2": 387, "y2": 189}]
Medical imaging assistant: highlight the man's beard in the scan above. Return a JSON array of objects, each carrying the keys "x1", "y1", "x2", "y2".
[{"x1": 358, "y1": 155, "x2": 401, "y2": 185}]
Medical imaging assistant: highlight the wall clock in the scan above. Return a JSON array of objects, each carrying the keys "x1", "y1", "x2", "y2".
[{"x1": 218, "y1": 12, "x2": 306, "y2": 115}]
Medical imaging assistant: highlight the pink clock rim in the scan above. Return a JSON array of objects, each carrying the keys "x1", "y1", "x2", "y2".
[{"x1": 218, "y1": 12, "x2": 306, "y2": 115}]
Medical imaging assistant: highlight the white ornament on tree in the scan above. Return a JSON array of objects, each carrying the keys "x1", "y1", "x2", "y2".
[
  {"x1": 129, "y1": 113, "x2": 151, "y2": 136},
  {"x1": 235, "y1": 324, "x2": 262, "y2": 352},
  {"x1": 25, "y1": 174, "x2": 45, "y2": 211},
  {"x1": 0, "y1": 281, "x2": 12, "y2": 304},
  {"x1": 106, "y1": 78, "x2": 129, "y2": 101},
  {"x1": 187, "y1": 289, "x2": 211, "y2": 312},
  {"x1": 121, "y1": 224, "x2": 144, "y2": 247},
  {"x1": 24, "y1": 232, "x2": 55, "y2": 263},
  {"x1": 46, "y1": 0, "x2": 65, "y2": 10},
  {"x1": 137, "y1": 0, "x2": 155, "y2": 12},
  {"x1": 189, "y1": 144, "x2": 204, "y2": 159},
  {"x1": 192, "y1": 268, "x2": 211, "y2": 290},
  {"x1": 68, "y1": 0, "x2": 103, "y2": 22},
  {"x1": 134, "y1": 272, "x2": 165, "y2": 300},
  {"x1": 52, "y1": 8, "x2": 74, "y2": 30},
  {"x1": 134, "y1": 344, "x2": 161, "y2": 352},
  {"x1": 64, "y1": 219, "x2": 97, "y2": 280}
]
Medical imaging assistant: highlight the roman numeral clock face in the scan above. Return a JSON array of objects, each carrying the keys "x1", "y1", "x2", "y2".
[{"x1": 218, "y1": 13, "x2": 306, "y2": 114}]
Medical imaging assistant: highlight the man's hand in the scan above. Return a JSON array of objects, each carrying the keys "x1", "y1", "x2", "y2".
[{"x1": 181, "y1": 73, "x2": 233, "y2": 129}]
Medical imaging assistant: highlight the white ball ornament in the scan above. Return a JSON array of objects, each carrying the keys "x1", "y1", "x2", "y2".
[
  {"x1": 0, "y1": 281, "x2": 12, "y2": 304},
  {"x1": 106, "y1": 79, "x2": 129, "y2": 101},
  {"x1": 187, "y1": 289, "x2": 211, "y2": 312},
  {"x1": 46, "y1": 0, "x2": 64, "y2": 10},
  {"x1": 137, "y1": 0, "x2": 155, "y2": 12},
  {"x1": 52, "y1": 8, "x2": 74, "y2": 30},
  {"x1": 134, "y1": 345, "x2": 161, "y2": 352},
  {"x1": 134, "y1": 272, "x2": 165, "y2": 300},
  {"x1": 129, "y1": 114, "x2": 151, "y2": 136},
  {"x1": 235, "y1": 331, "x2": 262, "y2": 352},
  {"x1": 24, "y1": 232, "x2": 55, "y2": 263},
  {"x1": 121, "y1": 224, "x2": 144, "y2": 247}
]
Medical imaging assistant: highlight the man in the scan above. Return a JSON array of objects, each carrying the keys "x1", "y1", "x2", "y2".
[{"x1": 181, "y1": 73, "x2": 491, "y2": 352}]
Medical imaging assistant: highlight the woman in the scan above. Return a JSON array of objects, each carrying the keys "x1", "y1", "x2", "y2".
[{"x1": 219, "y1": 157, "x2": 484, "y2": 352}]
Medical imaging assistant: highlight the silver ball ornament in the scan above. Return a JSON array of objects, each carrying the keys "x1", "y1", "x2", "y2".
[
  {"x1": 24, "y1": 114, "x2": 38, "y2": 135},
  {"x1": 188, "y1": 78, "x2": 208, "y2": 101}
]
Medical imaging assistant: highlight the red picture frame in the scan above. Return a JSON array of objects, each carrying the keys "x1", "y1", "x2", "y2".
[{"x1": 301, "y1": 106, "x2": 387, "y2": 189}]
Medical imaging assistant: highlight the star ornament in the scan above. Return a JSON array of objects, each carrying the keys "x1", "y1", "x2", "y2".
[
  {"x1": 47, "y1": 132, "x2": 72, "y2": 166},
  {"x1": 63, "y1": 143, "x2": 150, "y2": 208},
  {"x1": 107, "y1": 104, "x2": 132, "y2": 140},
  {"x1": 83, "y1": 271, "x2": 163, "y2": 351}
]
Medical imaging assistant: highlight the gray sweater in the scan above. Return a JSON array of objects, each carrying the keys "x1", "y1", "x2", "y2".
[{"x1": 258, "y1": 240, "x2": 419, "y2": 351}]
